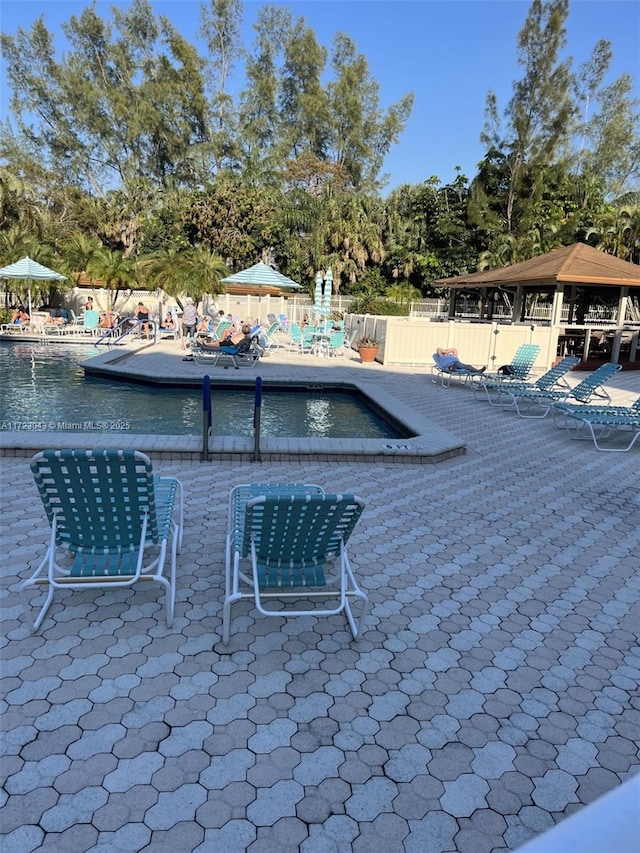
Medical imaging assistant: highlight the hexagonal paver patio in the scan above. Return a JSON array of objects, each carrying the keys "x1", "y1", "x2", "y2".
[{"x1": 1, "y1": 357, "x2": 638, "y2": 852}]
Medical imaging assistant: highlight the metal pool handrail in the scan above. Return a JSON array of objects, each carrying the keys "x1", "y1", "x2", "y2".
[
  {"x1": 202, "y1": 375, "x2": 263, "y2": 462},
  {"x1": 253, "y1": 376, "x2": 262, "y2": 462},
  {"x1": 202, "y1": 375, "x2": 211, "y2": 461}
]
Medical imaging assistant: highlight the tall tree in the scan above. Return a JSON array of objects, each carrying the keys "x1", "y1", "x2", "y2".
[
  {"x1": 140, "y1": 244, "x2": 228, "y2": 304},
  {"x1": 326, "y1": 33, "x2": 413, "y2": 190},
  {"x1": 479, "y1": 0, "x2": 574, "y2": 235},
  {"x1": 198, "y1": 0, "x2": 244, "y2": 168},
  {"x1": 279, "y1": 19, "x2": 329, "y2": 159},
  {"x1": 86, "y1": 246, "x2": 138, "y2": 311},
  {"x1": 237, "y1": 5, "x2": 292, "y2": 182},
  {"x1": 579, "y1": 74, "x2": 640, "y2": 199},
  {"x1": 1, "y1": 0, "x2": 210, "y2": 199}
]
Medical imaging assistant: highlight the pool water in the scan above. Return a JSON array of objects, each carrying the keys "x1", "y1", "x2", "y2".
[{"x1": 0, "y1": 343, "x2": 405, "y2": 439}]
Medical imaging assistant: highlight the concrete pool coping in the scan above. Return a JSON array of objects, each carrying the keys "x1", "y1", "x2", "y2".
[{"x1": 0, "y1": 340, "x2": 467, "y2": 463}]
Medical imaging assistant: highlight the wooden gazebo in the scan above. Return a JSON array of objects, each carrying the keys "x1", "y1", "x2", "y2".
[{"x1": 437, "y1": 243, "x2": 640, "y2": 363}]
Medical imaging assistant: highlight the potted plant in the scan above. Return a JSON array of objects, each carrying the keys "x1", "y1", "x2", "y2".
[{"x1": 357, "y1": 335, "x2": 379, "y2": 363}]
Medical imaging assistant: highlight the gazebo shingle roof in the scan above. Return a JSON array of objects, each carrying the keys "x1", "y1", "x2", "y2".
[{"x1": 437, "y1": 243, "x2": 640, "y2": 289}]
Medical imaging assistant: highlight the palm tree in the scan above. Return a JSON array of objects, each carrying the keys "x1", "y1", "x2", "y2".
[
  {"x1": 87, "y1": 248, "x2": 138, "y2": 312},
  {"x1": 178, "y1": 246, "x2": 228, "y2": 304},
  {"x1": 140, "y1": 245, "x2": 228, "y2": 306},
  {"x1": 0, "y1": 225, "x2": 50, "y2": 308},
  {"x1": 58, "y1": 233, "x2": 103, "y2": 285},
  {"x1": 0, "y1": 170, "x2": 44, "y2": 236},
  {"x1": 586, "y1": 201, "x2": 640, "y2": 264},
  {"x1": 386, "y1": 282, "x2": 421, "y2": 305}
]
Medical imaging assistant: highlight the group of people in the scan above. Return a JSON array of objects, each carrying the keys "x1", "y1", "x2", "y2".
[
  {"x1": 8, "y1": 295, "x2": 262, "y2": 351},
  {"x1": 181, "y1": 301, "x2": 253, "y2": 353},
  {"x1": 179, "y1": 299, "x2": 262, "y2": 360}
]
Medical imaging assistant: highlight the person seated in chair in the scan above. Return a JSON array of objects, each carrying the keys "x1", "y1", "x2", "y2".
[
  {"x1": 161, "y1": 311, "x2": 176, "y2": 330},
  {"x1": 210, "y1": 309, "x2": 226, "y2": 334},
  {"x1": 434, "y1": 347, "x2": 486, "y2": 374},
  {"x1": 99, "y1": 309, "x2": 119, "y2": 329},
  {"x1": 48, "y1": 308, "x2": 66, "y2": 326},
  {"x1": 199, "y1": 323, "x2": 254, "y2": 352},
  {"x1": 11, "y1": 305, "x2": 30, "y2": 326}
]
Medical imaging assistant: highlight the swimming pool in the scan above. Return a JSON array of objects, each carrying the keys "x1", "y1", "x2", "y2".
[{"x1": 0, "y1": 342, "x2": 408, "y2": 439}]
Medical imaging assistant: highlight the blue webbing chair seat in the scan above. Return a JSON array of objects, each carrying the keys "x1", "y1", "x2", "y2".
[
  {"x1": 481, "y1": 356, "x2": 580, "y2": 409},
  {"x1": 473, "y1": 343, "x2": 541, "y2": 401}
]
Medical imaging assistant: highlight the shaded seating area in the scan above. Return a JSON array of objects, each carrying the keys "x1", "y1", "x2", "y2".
[
  {"x1": 223, "y1": 485, "x2": 368, "y2": 644},
  {"x1": 19, "y1": 449, "x2": 184, "y2": 632},
  {"x1": 436, "y1": 244, "x2": 640, "y2": 371}
]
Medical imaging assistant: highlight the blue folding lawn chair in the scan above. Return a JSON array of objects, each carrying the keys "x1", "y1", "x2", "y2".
[
  {"x1": 20, "y1": 449, "x2": 184, "y2": 632},
  {"x1": 223, "y1": 487, "x2": 368, "y2": 643}
]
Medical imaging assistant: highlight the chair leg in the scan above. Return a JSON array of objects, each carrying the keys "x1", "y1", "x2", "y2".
[
  {"x1": 20, "y1": 529, "x2": 58, "y2": 632},
  {"x1": 20, "y1": 562, "x2": 55, "y2": 633},
  {"x1": 343, "y1": 551, "x2": 368, "y2": 638}
]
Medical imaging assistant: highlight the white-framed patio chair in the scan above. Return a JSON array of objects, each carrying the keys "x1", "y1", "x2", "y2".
[
  {"x1": 158, "y1": 307, "x2": 180, "y2": 340},
  {"x1": 211, "y1": 320, "x2": 232, "y2": 341},
  {"x1": 288, "y1": 322, "x2": 303, "y2": 351},
  {"x1": 473, "y1": 343, "x2": 541, "y2": 400},
  {"x1": 344, "y1": 328, "x2": 358, "y2": 358},
  {"x1": 499, "y1": 362, "x2": 622, "y2": 419},
  {"x1": 20, "y1": 449, "x2": 184, "y2": 632},
  {"x1": 323, "y1": 329, "x2": 346, "y2": 358},
  {"x1": 261, "y1": 322, "x2": 282, "y2": 352},
  {"x1": 483, "y1": 356, "x2": 580, "y2": 408},
  {"x1": 222, "y1": 486, "x2": 368, "y2": 644},
  {"x1": 82, "y1": 309, "x2": 100, "y2": 335},
  {"x1": 430, "y1": 353, "x2": 478, "y2": 387},
  {"x1": 191, "y1": 333, "x2": 262, "y2": 369},
  {"x1": 300, "y1": 326, "x2": 315, "y2": 354},
  {"x1": 563, "y1": 398, "x2": 640, "y2": 452}
]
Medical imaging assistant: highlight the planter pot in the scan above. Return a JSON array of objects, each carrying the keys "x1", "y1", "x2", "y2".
[{"x1": 359, "y1": 346, "x2": 379, "y2": 363}]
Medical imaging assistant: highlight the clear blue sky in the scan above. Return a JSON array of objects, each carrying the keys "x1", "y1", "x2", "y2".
[{"x1": 1, "y1": 0, "x2": 639, "y2": 190}]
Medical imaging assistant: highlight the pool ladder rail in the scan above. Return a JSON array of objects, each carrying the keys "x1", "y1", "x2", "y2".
[{"x1": 202, "y1": 375, "x2": 263, "y2": 462}]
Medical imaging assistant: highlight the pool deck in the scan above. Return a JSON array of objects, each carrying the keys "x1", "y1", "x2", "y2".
[{"x1": 1, "y1": 338, "x2": 639, "y2": 852}]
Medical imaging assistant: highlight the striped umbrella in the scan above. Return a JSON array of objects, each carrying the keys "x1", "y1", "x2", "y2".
[
  {"x1": 220, "y1": 261, "x2": 302, "y2": 316},
  {"x1": 323, "y1": 268, "x2": 333, "y2": 314},
  {"x1": 0, "y1": 256, "x2": 67, "y2": 315},
  {"x1": 314, "y1": 272, "x2": 325, "y2": 317}
]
